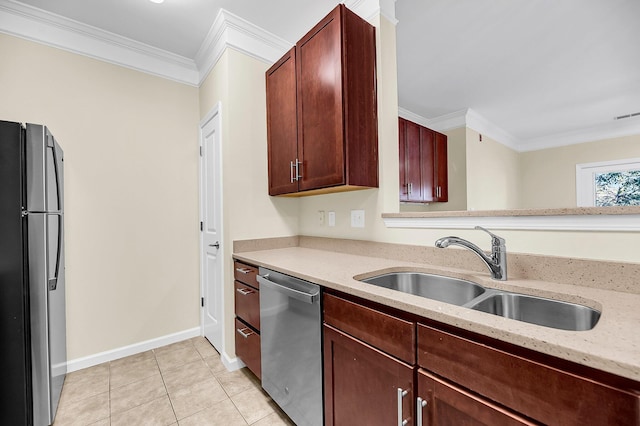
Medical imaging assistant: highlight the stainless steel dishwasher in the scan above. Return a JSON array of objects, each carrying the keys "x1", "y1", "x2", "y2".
[{"x1": 257, "y1": 267, "x2": 323, "y2": 426}]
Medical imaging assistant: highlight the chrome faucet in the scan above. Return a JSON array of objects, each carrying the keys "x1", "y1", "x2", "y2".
[{"x1": 435, "y1": 226, "x2": 507, "y2": 281}]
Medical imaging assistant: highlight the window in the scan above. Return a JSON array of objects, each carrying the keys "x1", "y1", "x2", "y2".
[{"x1": 576, "y1": 158, "x2": 640, "y2": 207}]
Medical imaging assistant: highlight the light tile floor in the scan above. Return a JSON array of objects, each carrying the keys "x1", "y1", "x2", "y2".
[{"x1": 53, "y1": 337, "x2": 294, "y2": 426}]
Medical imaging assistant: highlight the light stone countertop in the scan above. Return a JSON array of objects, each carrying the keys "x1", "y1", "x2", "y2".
[
  {"x1": 233, "y1": 246, "x2": 640, "y2": 382},
  {"x1": 383, "y1": 205, "x2": 640, "y2": 217}
]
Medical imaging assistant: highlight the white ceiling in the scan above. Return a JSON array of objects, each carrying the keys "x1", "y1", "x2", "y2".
[{"x1": 5, "y1": 0, "x2": 640, "y2": 149}]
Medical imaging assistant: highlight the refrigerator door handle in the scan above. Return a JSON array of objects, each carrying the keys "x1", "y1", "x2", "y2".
[{"x1": 48, "y1": 213, "x2": 62, "y2": 291}]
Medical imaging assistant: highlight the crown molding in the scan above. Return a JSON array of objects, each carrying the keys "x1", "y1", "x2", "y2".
[
  {"x1": 398, "y1": 106, "x2": 640, "y2": 152},
  {"x1": 195, "y1": 8, "x2": 292, "y2": 85},
  {"x1": 343, "y1": 0, "x2": 397, "y2": 25},
  {"x1": 518, "y1": 115, "x2": 640, "y2": 152},
  {"x1": 0, "y1": 1, "x2": 293, "y2": 88},
  {"x1": 0, "y1": 0, "x2": 199, "y2": 86},
  {"x1": 398, "y1": 107, "x2": 467, "y2": 131},
  {"x1": 464, "y1": 109, "x2": 521, "y2": 151},
  {"x1": 398, "y1": 107, "x2": 521, "y2": 151}
]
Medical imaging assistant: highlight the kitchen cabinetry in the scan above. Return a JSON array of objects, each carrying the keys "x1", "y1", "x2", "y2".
[
  {"x1": 417, "y1": 369, "x2": 533, "y2": 425},
  {"x1": 233, "y1": 261, "x2": 261, "y2": 379},
  {"x1": 266, "y1": 4, "x2": 378, "y2": 196},
  {"x1": 399, "y1": 117, "x2": 448, "y2": 203},
  {"x1": 416, "y1": 323, "x2": 640, "y2": 425},
  {"x1": 323, "y1": 293, "x2": 415, "y2": 425},
  {"x1": 323, "y1": 289, "x2": 640, "y2": 426}
]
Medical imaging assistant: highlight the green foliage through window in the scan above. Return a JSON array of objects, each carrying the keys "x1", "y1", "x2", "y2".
[{"x1": 594, "y1": 170, "x2": 640, "y2": 206}]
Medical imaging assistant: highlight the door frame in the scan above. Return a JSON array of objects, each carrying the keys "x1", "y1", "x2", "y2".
[{"x1": 199, "y1": 102, "x2": 225, "y2": 350}]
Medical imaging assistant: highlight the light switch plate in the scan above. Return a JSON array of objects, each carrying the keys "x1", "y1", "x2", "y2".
[
  {"x1": 328, "y1": 211, "x2": 336, "y2": 227},
  {"x1": 350, "y1": 210, "x2": 365, "y2": 228}
]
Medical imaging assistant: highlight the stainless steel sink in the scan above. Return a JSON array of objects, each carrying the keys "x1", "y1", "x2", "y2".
[
  {"x1": 467, "y1": 292, "x2": 601, "y2": 331},
  {"x1": 361, "y1": 272, "x2": 486, "y2": 306}
]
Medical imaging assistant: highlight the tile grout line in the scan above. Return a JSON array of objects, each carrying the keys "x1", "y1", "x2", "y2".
[{"x1": 155, "y1": 345, "x2": 180, "y2": 425}]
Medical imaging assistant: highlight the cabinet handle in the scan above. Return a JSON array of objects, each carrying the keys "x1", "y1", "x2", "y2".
[
  {"x1": 236, "y1": 327, "x2": 254, "y2": 338},
  {"x1": 290, "y1": 159, "x2": 303, "y2": 182},
  {"x1": 408, "y1": 182, "x2": 413, "y2": 195},
  {"x1": 397, "y1": 388, "x2": 409, "y2": 426},
  {"x1": 236, "y1": 287, "x2": 254, "y2": 296},
  {"x1": 295, "y1": 159, "x2": 302, "y2": 181},
  {"x1": 235, "y1": 267, "x2": 251, "y2": 274},
  {"x1": 416, "y1": 396, "x2": 428, "y2": 425}
]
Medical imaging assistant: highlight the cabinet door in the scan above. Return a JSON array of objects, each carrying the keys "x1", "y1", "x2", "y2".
[
  {"x1": 417, "y1": 369, "x2": 534, "y2": 426},
  {"x1": 266, "y1": 48, "x2": 299, "y2": 195},
  {"x1": 405, "y1": 120, "x2": 422, "y2": 202},
  {"x1": 297, "y1": 8, "x2": 345, "y2": 191},
  {"x1": 324, "y1": 324, "x2": 414, "y2": 426},
  {"x1": 399, "y1": 118, "x2": 409, "y2": 201},
  {"x1": 434, "y1": 132, "x2": 448, "y2": 201},
  {"x1": 420, "y1": 128, "x2": 436, "y2": 202}
]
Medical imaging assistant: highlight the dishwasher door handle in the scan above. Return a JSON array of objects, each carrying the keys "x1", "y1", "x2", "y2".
[{"x1": 257, "y1": 275, "x2": 319, "y2": 304}]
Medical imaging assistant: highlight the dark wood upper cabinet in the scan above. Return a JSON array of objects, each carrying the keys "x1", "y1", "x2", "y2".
[
  {"x1": 266, "y1": 4, "x2": 378, "y2": 196},
  {"x1": 399, "y1": 117, "x2": 448, "y2": 203},
  {"x1": 266, "y1": 48, "x2": 298, "y2": 196}
]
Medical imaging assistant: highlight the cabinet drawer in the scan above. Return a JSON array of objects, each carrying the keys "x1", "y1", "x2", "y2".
[
  {"x1": 234, "y1": 261, "x2": 259, "y2": 288},
  {"x1": 234, "y1": 281, "x2": 260, "y2": 330},
  {"x1": 417, "y1": 323, "x2": 640, "y2": 425},
  {"x1": 235, "y1": 318, "x2": 261, "y2": 380},
  {"x1": 324, "y1": 293, "x2": 415, "y2": 364}
]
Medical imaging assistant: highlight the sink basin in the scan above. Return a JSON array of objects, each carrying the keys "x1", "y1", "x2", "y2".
[
  {"x1": 361, "y1": 272, "x2": 486, "y2": 306},
  {"x1": 468, "y1": 292, "x2": 601, "y2": 331}
]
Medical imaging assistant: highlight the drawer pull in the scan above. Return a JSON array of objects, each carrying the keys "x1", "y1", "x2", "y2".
[
  {"x1": 235, "y1": 267, "x2": 252, "y2": 274},
  {"x1": 236, "y1": 327, "x2": 254, "y2": 338},
  {"x1": 416, "y1": 396, "x2": 428, "y2": 425},
  {"x1": 236, "y1": 287, "x2": 254, "y2": 296},
  {"x1": 397, "y1": 388, "x2": 409, "y2": 426}
]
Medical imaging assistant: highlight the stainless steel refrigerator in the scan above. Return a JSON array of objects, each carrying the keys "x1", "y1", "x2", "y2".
[{"x1": 0, "y1": 121, "x2": 67, "y2": 425}]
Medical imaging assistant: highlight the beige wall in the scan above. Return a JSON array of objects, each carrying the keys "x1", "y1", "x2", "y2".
[
  {"x1": 519, "y1": 133, "x2": 640, "y2": 208},
  {"x1": 0, "y1": 34, "x2": 201, "y2": 359},
  {"x1": 465, "y1": 128, "x2": 520, "y2": 210},
  {"x1": 199, "y1": 48, "x2": 299, "y2": 356}
]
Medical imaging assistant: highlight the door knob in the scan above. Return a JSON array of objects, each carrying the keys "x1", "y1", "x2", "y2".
[{"x1": 209, "y1": 242, "x2": 220, "y2": 249}]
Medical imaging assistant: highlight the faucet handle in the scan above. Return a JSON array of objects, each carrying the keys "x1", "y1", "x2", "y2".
[{"x1": 474, "y1": 226, "x2": 506, "y2": 247}]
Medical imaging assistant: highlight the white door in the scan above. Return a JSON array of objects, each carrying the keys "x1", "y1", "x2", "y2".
[{"x1": 200, "y1": 104, "x2": 223, "y2": 352}]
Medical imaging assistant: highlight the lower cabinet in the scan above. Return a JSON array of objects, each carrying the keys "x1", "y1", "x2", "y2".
[
  {"x1": 234, "y1": 318, "x2": 261, "y2": 379},
  {"x1": 417, "y1": 369, "x2": 534, "y2": 426},
  {"x1": 233, "y1": 260, "x2": 261, "y2": 379},
  {"x1": 323, "y1": 290, "x2": 640, "y2": 426},
  {"x1": 323, "y1": 325, "x2": 414, "y2": 425}
]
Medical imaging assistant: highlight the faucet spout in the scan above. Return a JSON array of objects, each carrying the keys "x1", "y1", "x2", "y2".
[{"x1": 435, "y1": 227, "x2": 507, "y2": 280}]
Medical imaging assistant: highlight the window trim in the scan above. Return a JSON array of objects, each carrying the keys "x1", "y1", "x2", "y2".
[{"x1": 576, "y1": 158, "x2": 640, "y2": 207}]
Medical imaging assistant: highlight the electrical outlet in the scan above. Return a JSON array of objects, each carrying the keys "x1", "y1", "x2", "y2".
[
  {"x1": 318, "y1": 210, "x2": 325, "y2": 226},
  {"x1": 328, "y1": 211, "x2": 336, "y2": 227},
  {"x1": 350, "y1": 210, "x2": 365, "y2": 228}
]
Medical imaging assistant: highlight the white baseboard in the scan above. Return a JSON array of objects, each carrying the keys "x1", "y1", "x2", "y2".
[
  {"x1": 221, "y1": 351, "x2": 246, "y2": 372},
  {"x1": 66, "y1": 327, "x2": 201, "y2": 372}
]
